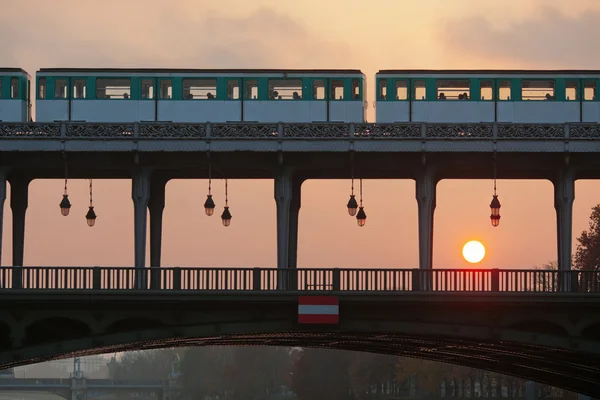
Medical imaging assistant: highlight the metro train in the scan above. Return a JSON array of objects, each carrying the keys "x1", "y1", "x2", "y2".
[{"x1": 2, "y1": 67, "x2": 600, "y2": 124}]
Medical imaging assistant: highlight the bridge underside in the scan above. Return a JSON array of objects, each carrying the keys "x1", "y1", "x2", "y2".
[{"x1": 0, "y1": 293, "x2": 599, "y2": 396}]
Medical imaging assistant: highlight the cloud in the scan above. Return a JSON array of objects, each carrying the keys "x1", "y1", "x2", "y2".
[
  {"x1": 0, "y1": 2, "x2": 356, "y2": 75},
  {"x1": 437, "y1": 6, "x2": 600, "y2": 68}
]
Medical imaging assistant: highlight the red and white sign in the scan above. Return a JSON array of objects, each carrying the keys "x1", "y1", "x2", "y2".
[{"x1": 298, "y1": 296, "x2": 339, "y2": 324}]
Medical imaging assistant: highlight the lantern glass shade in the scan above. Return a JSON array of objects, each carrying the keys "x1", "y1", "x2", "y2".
[
  {"x1": 347, "y1": 195, "x2": 358, "y2": 216},
  {"x1": 490, "y1": 195, "x2": 501, "y2": 227},
  {"x1": 356, "y1": 207, "x2": 367, "y2": 227},
  {"x1": 221, "y1": 206, "x2": 232, "y2": 227},
  {"x1": 204, "y1": 194, "x2": 215, "y2": 216},
  {"x1": 86, "y1": 206, "x2": 97, "y2": 227},
  {"x1": 60, "y1": 194, "x2": 71, "y2": 216}
]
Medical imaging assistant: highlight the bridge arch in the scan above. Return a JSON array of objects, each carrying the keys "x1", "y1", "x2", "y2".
[
  {"x1": 1, "y1": 318, "x2": 599, "y2": 396},
  {"x1": 23, "y1": 317, "x2": 92, "y2": 347}
]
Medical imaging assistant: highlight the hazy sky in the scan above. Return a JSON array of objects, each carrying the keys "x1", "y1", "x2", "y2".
[{"x1": 2, "y1": 0, "x2": 600, "y2": 270}]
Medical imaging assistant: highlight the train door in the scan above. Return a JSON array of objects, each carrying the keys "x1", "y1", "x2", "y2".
[
  {"x1": 139, "y1": 77, "x2": 158, "y2": 121},
  {"x1": 26, "y1": 78, "x2": 32, "y2": 122}
]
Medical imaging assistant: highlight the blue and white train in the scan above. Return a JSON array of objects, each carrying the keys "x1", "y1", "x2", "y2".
[
  {"x1": 35, "y1": 68, "x2": 367, "y2": 123},
  {"x1": 0, "y1": 68, "x2": 31, "y2": 122},
  {"x1": 2, "y1": 67, "x2": 600, "y2": 124}
]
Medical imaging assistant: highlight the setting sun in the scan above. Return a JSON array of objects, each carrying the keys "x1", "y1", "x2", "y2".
[{"x1": 462, "y1": 241, "x2": 486, "y2": 264}]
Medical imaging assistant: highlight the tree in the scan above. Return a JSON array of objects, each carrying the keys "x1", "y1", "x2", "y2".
[
  {"x1": 533, "y1": 261, "x2": 558, "y2": 291},
  {"x1": 290, "y1": 348, "x2": 353, "y2": 400},
  {"x1": 348, "y1": 352, "x2": 397, "y2": 400},
  {"x1": 108, "y1": 349, "x2": 181, "y2": 381},
  {"x1": 574, "y1": 204, "x2": 600, "y2": 271},
  {"x1": 396, "y1": 357, "x2": 458, "y2": 397}
]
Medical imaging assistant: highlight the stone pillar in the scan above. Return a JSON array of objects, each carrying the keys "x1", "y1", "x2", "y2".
[
  {"x1": 554, "y1": 170, "x2": 575, "y2": 272},
  {"x1": 274, "y1": 169, "x2": 302, "y2": 289},
  {"x1": 415, "y1": 168, "x2": 437, "y2": 270},
  {"x1": 132, "y1": 170, "x2": 150, "y2": 288},
  {"x1": 10, "y1": 177, "x2": 29, "y2": 272},
  {"x1": 148, "y1": 177, "x2": 167, "y2": 290},
  {"x1": 0, "y1": 169, "x2": 6, "y2": 267}
]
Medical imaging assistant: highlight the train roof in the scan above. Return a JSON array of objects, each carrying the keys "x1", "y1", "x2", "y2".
[
  {"x1": 377, "y1": 69, "x2": 600, "y2": 75},
  {"x1": 38, "y1": 68, "x2": 364, "y2": 75},
  {"x1": 0, "y1": 68, "x2": 29, "y2": 74}
]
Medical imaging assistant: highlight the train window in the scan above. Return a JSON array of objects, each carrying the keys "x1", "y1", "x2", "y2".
[
  {"x1": 584, "y1": 81, "x2": 597, "y2": 101},
  {"x1": 480, "y1": 80, "x2": 493, "y2": 100},
  {"x1": 140, "y1": 79, "x2": 154, "y2": 100},
  {"x1": 96, "y1": 78, "x2": 130, "y2": 99},
  {"x1": 183, "y1": 79, "x2": 217, "y2": 100},
  {"x1": 38, "y1": 78, "x2": 45, "y2": 99},
  {"x1": 245, "y1": 80, "x2": 258, "y2": 100},
  {"x1": 395, "y1": 80, "x2": 408, "y2": 100},
  {"x1": 159, "y1": 79, "x2": 172, "y2": 99},
  {"x1": 227, "y1": 80, "x2": 239, "y2": 100},
  {"x1": 498, "y1": 80, "x2": 511, "y2": 100},
  {"x1": 54, "y1": 79, "x2": 67, "y2": 99},
  {"x1": 10, "y1": 78, "x2": 19, "y2": 99},
  {"x1": 521, "y1": 80, "x2": 554, "y2": 101},
  {"x1": 73, "y1": 79, "x2": 86, "y2": 99},
  {"x1": 413, "y1": 80, "x2": 426, "y2": 100},
  {"x1": 565, "y1": 80, "x2": 578, "y2": 101},
  {"x1": 351, "y1": 79, "x2": 360, "y2": 100},
  {"x1": 436, "y1": 80, "x2": 470, "y2": 100},
  {"x1": 331, "y1": 80, "x2": 344, "y2": 100},
  {"x1": 268, "y1": 79, "x2": 302, "y2": 100},
  {"x1": 313, "y1": 80, "x2": 325, "y2": 100},
  {"x1": 378, "y1": 79, "x2": 387, "y2": 100}
]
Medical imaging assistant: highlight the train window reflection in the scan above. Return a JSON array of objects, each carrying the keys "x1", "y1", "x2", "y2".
[
  {"x1": 37, "y1": 78, "x2": 45, "y2": 99},
  {"x1": 378, "y1": 79, "x2": 387, "y2": 100},
  {"x1": 437, "y1": 80, "x2": 470, "y2": 100},
  {"x1": 140, "y1": 79, "x2": 154, "y2": 100},
  {"x1": 227, "y1": 80, "x2": 239, "y2": 100},
  {"x1": 183, "y1": 79, "x2": 216, "y2": 100},
  {"x1": 159, "y1": 79, "x2": 172, "y2": 99},
  {"x1": 498, "y1": 80, "x2": 511, "y2": 101},
  {"x1": 331, "y1": 80, "x2": 344, "y2": 100},
  {"x1": 10, "y1": 78, "x2": 19, "y2": 99},
  {"x1": 73, "y1": 79, "x2": 86, "y2": 99},
  {"x1": 313, "y1": 80, "x2": 325, "y2": 100},
  {"x1": 480, "y1": 80, "x2": 493, "y2": 100},
  {"x1": 522, "y1": 80, "x2": 554, "y2": 101},
  {"x1": 55, "y1": 79, "x2": 67, "y2": 99},
  {"x1": 96, "y1": 78, "x2": 130, "y2": 99},
  {"x1": 395, "y1": 80, "x2": 407, "y2": 100},
  {"x1": 584, "y1": 81, "x2": 596, "y2": 101},
  {"x1": 245, "y1": 80, "x2": 258, "y2": 100},
  {"x1": 413, "y1": 80, "x2": 426, "y2": 100},
  {"x1": 565, "y1": 80, "x2": 578, "y2": 101},
  {"x1": 269, "y1": 79, "x2": 302, "y2": 100}
]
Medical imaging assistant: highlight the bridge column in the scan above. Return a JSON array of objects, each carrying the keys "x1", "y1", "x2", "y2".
[
  {"x1": 0, "y1": 169, "x2": 6, "y2": 267},
  {"x1": 554, "y1": 171, "x2": 574, "y2": 274},
  {"x1": 148, "y1": 177, "x2": 167, "y2": 289},
  {"x1": 132, "y1": 170, "x2": 151, "y2": 288},
  {"x1": 415, "y1": 168, "x2": 437, "y2": 270},
  {"x1": 274, "y1": 169, "x2": 302, "y2": 288},
  {"x1": 10, "y1": 177, "x2": 30, "y2": 286}
]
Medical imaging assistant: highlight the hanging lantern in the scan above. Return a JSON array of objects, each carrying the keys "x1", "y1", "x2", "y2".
[
  {"x1": 221, "y1": 179, "x2": 231, "y2": 227},
  {"x1": 490, "y1": 195, "x2": 501, "y2": 227},
  {"x1": 204, "y1": 195, "x2": 215, "y2": 216},
  {"x1": 347, "y1": 194, "x2": 358, "y2": 216},
  {"x1": 86, "y1": 206, "x2": 97, "y2": 227},
  {"x1": 60, "y1": 194, "x2": 71, "y2": 216},
  {"x1": 356, "y1": 207, "x2": 367, "y2": 227}
]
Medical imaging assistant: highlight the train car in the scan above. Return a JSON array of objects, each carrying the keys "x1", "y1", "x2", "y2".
[
  {"x1": 375, "y1": 70, "x2": 600, "y2": 123},
  {"x1": 0, "y1": 68, "x2": 31, "y2": 122},
  {"x1": 35, "y1": 68, "x2": 366, "y2": 123}
]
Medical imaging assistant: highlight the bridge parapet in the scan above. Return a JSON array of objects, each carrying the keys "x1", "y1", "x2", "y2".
[
  {"x1": 0, "y1": 122, "x2": 599, "y2": 140},
  {"x1": 0, "y1": 266, "x2": 598, "y2": 293}
]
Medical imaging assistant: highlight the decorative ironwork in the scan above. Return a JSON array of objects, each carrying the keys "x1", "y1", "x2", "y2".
[
  {"x1": 211, "y1": 123, "x2": 278, "y2": 138},
  {"x1": 139, "y1": 124, "x2": 206, "y2": 138},
  {"x1": 496, "y1": 124, "x2": 563, "y2": 139},
  {"x1": 66, "y1": 124, "x2": 135, "y2": 138},
  {"x1": 425, "y1": 124, "x2": 493, "y2": 139},
  {"x1": 283, "y1": 123, "x2": 351, "y2": 138},
  {"x1": 0, "y1": 123, "x2": 61, "y2": 137},
  {"x1": 2, "y1": 122, "x2": 600, "y2": 140},
  {"x1": 569, "y1": 123, "x2": 600, "y2": 139}
]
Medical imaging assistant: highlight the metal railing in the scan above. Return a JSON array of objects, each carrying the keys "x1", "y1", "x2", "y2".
[
  {"x1": 0, "y1": 267, "x2": 598, "y2": 293},
  {"x1": 0, "y1": 122, "x2": 599, "y2": 140}
]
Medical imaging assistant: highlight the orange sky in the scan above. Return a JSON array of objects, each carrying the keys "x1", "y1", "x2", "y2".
[{"x1": 2, "y1": 0, "x2": 600, "y2": 270}]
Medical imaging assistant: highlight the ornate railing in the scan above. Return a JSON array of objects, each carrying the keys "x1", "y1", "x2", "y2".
[
  {"x1": 0, "y1": 267, "x2": 598, "y2": 293},
  {"x1": 0, "y1": 122, "x2": 599, "y2": 140}
]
